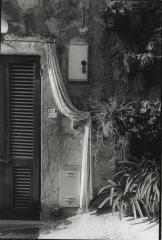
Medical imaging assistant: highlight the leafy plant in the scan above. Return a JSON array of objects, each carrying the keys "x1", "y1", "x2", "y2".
[
  {"x1": 91, "y1": 98, "x2": 161, "y2": 158},
  {"x1": 93, "y1": 155, "x2": 159, "y2": 221},
  {"x1": 91, "y1": 98, "x2": 160, "y2": 222},
  {"x1": 92, "y1": 98, "x2": 135, "y2": 166},
  {"x1": 123, "y1": 52, "x2": 161, "y2": 72}
]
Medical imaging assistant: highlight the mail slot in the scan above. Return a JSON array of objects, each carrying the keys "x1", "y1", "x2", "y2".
[
  {"x1": 65, "y1": 171, "x2": 76, "y2": 177},
  {"x1": 59, "y1": 166, "x2": 80, "y2": 207},
  {"x1": 68, "y1": 43, "x2": 88, "y2": 82}
]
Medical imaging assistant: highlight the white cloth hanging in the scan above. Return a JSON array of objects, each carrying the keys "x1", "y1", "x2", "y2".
[{"x1": 45, "y1": 43, "x2": 93, "y2": 209}]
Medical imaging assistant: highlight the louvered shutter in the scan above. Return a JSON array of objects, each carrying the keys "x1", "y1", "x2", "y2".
[
  {"x1": 0, "y1": 56, "x2": 41, "y2": 220},
  {"x1": 9, "y1": 63, "x2": 35, "y2": 161},
  {"x1": 13, "y1": 167, "x2": 32, "y2": 208}
]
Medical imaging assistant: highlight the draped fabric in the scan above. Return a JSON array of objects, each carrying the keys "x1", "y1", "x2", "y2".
[
  {"x1": 79, "y1": 119, "x2": 93, "y2": 209},
  {"x1": 45, "y1": 44, "x2": 93, "y2": 209}
]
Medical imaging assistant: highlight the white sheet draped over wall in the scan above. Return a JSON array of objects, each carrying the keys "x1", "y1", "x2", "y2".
[{"x1": 45, "y1": 43, "x2": 93, "y2": 209}]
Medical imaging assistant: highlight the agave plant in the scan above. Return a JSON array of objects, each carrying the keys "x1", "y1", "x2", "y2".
[{"x1": 93, "y1": 155, "x2": 159, "y2": 222}]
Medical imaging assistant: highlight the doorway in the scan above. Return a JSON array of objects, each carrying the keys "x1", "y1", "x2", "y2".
[{"x1": 0, "y1": 55, "x2": 41, "y2": 220}]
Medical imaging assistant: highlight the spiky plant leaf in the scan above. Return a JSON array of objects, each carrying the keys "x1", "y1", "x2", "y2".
[
  {"x1": 107, "y1": 179, "x2": 117, "y2": 185},
  {"x1": 124, "y1": 177, "x2": 134, "y2": 196},
  {"x1": 97, "y1": 184, "x2": 116, "y2": 196},
  {"x1": 112, "y1": 193, "x2": 123, "y2": 212},
  {"x1": 140, "y1": 173, "x2": 153, "y2": 194},
  {"x1": 142, "y1": 176, "x2": 157, "y2": 198},
  {"x1": 98, "y1": 193, "x2": 118, "y2": 209},
  {"x1": 141, "y1": 199, "x2": 152, "y2": 222},
  {"x1": 113, "y1": 170, "x2": 126, "y2": 179},
  {"x1": 110, "y1": 187, "x2": 114, "y2": 206},
  {"x1": 155, "y1": 184, "x2": 160, "y2": 201},
  {"x1": 137, "y1": 172, "x2": 148, "y2": 196},
  {"x1": 132, "y1": 200, "x2": 137, "y2": 219},
  {"x1": 119, "y1": 202, "x2": 124, "y2": 220},
  {"x1": 145, "y1": 184, "x2": 152, "y2": 206},
  {"x1": 134, "y1": 199, "x2": 144, "y2": 218}
]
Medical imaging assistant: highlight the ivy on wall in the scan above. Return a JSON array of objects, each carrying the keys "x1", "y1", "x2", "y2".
[{"x1": 96, "y1": 0, "x2": 161, "y2": 100}]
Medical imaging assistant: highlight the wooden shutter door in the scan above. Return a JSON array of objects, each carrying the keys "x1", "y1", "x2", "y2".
[
  {"x1": 0, "y1": 55, "x2": 41, "y2": 220},
  {"x1": 0, "y1": 55, "x2": 8, "y2": 218}
]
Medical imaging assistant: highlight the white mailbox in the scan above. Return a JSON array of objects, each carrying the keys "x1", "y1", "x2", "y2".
[
  {"x1": 68, "y1": 43, "x2": 88, "y2": 82},
  {"x1": 59, "y1": 166, "x2": 80, "y2": 207}
]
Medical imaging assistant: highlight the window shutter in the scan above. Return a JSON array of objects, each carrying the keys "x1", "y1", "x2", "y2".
[
  {"x1": 13, "y1": 167, "x2": 32, "y2": 208},
  {"x1": 0, "y1": 56, "x2": 40, "y2": 220},
  {"x1": 9, "y1": 63, "x2": 35, "y2": 161}
]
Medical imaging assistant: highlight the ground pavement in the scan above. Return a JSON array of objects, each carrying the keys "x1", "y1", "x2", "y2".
[{"x1": 0, "y1": 211, "x2": 159, "y2": 239}]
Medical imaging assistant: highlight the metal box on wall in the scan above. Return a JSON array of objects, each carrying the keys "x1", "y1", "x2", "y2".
[
  {"x1": 68, "y1": 43, "x2": 88, "y2": 82},
  {"x1": 59, "y1": 166, "x2": 80, "y2": 207}
]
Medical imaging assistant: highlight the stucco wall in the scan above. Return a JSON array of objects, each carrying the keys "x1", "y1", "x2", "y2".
[
  {"x1": 60, "y1": 117, "x2": 83, "y2": 167},
  {"x1": 40, "y1": 52, "x2": 61, "y2": 219}
]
